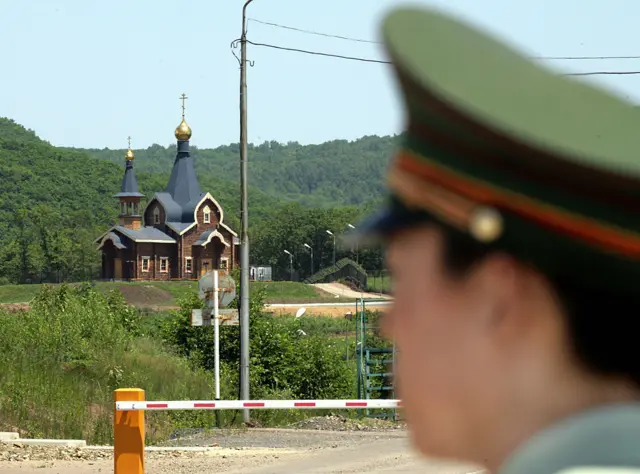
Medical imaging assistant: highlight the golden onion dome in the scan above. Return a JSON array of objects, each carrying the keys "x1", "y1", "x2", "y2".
[
  {"x1": 175, "y1": 118, "x2": 192, "y2": 141},
  {"x1": 125, "y1": 136, "x2": 135, "y2": 161}
]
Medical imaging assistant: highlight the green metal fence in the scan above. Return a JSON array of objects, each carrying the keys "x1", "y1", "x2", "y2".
[{"x1": 355, "y1": 297, "x2": 397, "y2": 420}]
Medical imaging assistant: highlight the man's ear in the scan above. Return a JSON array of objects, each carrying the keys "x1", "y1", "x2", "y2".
[{"x1": 470, "y1": 252, "x2": 524, "y2": 333}]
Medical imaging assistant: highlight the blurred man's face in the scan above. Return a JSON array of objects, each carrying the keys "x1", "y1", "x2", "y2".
[{"x1": 381, "y1": 225, "x2": 522, "y2": 463}]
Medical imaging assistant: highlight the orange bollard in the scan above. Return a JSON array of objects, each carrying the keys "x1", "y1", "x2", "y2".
[{"x1": 114, "y1": 388, "x2": 145, "y2": 474}]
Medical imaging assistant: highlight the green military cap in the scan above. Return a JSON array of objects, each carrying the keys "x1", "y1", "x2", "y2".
[{"x1": 348, "y1": 5, "x2": 640, "y2": 294}]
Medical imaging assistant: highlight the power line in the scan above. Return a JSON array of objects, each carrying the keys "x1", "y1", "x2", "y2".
[
  {"x1": 246, "y1": 40, "x2": 389, "y2": 64},
  {"x1": 537, "y1": 55, "x2": 640, "y2": 60},
  {"x1": 248, "y1": 18, "x2": 381, "y2": 44},
  {"x1": 568, "y1": 71, "x2": 640, "y2": 76},
  {"x1": 248, "y1": 17, "x2": 640, "y2": 61},
  {"x1": 246, "y1": 40, "x2": 640, "y2": 76}
]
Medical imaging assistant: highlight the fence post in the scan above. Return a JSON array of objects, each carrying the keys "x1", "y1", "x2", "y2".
[{"x1": 114, "y1": 388, "x2": 145, "y2": 474}]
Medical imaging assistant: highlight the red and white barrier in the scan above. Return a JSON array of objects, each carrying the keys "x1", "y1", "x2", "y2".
[
  {"x1": 115, "y1": 399, "x2": 402, "y2": 411},
  {"x1": 114, "y1": 390, "x2": 403, "y2": 474}
]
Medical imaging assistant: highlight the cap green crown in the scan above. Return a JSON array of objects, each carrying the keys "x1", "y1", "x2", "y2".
[{"x1": 350, "y1": 6, "x2": 640, "y2": 294}]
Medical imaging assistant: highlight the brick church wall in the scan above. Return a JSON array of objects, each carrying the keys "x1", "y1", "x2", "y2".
[
  {"x1": 135, "y1": 243, "x2": 176, "y2": 281},
  {"x1": 144, "y1": 201, "x2": 168, "y2": 233},
  {"x1": 103, "y1": 196, "x2": 238, "y2": 281}
]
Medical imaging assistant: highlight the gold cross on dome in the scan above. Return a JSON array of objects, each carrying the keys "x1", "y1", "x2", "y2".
[
  {"x1": 127, "y1": 136, "x2": 132, "y2": 148},
  {"x1": 180, "y1": 93, "x2": 188, "y2": 118}
]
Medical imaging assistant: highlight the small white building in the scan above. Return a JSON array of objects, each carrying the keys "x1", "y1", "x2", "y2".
[{"x1": 249, "y1": 265, "x2": 272, "y2": 282}]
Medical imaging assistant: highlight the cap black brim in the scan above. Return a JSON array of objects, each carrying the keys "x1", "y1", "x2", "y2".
[{"x1": 339, "y1": 200, "x2": 435, "y2": 249}]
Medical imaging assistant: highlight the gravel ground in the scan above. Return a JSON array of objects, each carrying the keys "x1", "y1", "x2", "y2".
[
  {"x1": 0, "y1": 437, "x2": 481, "y2": 474},
  {"x1": 0, "y1": 416, "x2": 482, "y2": 474},
  {"x1": 159, "y1": 428, "x2": 406, "y2": 450},
  {"x1": 288, "y1": 414, "x2": 405, "y2": 431},
  {"x1": 157, "y1": 416, "x2": 406, "y2": 450},
  {"x1": 0, "y1": 440, "x2": 313, "y2": 473}
]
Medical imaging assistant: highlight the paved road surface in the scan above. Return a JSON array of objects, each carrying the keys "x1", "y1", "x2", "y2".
[
  {"x1": 0, "y1": 432, "x2": 482, "y2": 474},
  {"x1": 229, "y1": 437, "x2": 481, "y2": 474}
]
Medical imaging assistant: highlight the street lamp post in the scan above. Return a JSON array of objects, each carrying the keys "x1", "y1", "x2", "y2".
[
  {"x1": 303, "y1": 243, "x2": 314, "y2": 277},
  {"x1": 347, "y1": 223, "x2": 358, "y2": 264},
  {"x1": 326, "y1": 230, "x2": 336, "y2": 267},
  {"x1": 284, "y1": 249, "x2": 293, "y2": 281}
]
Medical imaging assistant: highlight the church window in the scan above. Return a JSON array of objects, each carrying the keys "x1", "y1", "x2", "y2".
[
  {"x1": 203, "y1": 205, "x2": 211, "y2": 224},
  {"x1": 153, "y1": 207, "x2": 160, "y2": 224},
  {"x1": 220, "y1": 258, "x2": 228, "y2": 270},
  {"x1": 185, "y1": 257, "x2": 193, "y2": 273},
  {"x1": 129, "y1": 202, "x2": 135, "y2": 215},
  {"x1": 159, "y1": 257, "x2": 169, "y2": 273},
  {"x1": 141, "y1": 257, "x2": 150, "y2": 273},
  {"x1": 120, "y1": 202, "x2": 126, "y2": 215}
]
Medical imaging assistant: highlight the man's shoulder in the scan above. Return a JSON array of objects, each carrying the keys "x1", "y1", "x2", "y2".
[
  {"x1": 556, "y1": 469, "x2": 640, "y2": 474},
  {"x1": 500, "y1": 404, "x2": 640, "y2": 474}
]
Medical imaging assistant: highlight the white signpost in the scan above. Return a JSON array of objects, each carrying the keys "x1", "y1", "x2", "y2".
[{"x1": 191, "y1": 271, "x2": 237, "y2": 409}]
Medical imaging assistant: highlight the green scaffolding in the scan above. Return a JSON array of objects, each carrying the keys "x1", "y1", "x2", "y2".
[{"x1": 355, "y1": 297, "x2": 397, "y2": 420}]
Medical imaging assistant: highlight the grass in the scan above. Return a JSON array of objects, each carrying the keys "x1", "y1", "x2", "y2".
[
  {"x1": 0, "y1": 284, "x2": 40, "y2": 304},
  {"x1": 253, "y1": 281, "x2": 338, "y2": 304},
  {"x1": 0, "y1": 284, "x2": 396, "y2": 444},
  {"x1": 0, "y1": 285, "x2": 216, "y2": 445},
  {"x1": 287, "y1": 312, "x2": 354, "y2": 336},
  {"x1": 0, "y1": 280, "x2": 337, "y2": 307}
]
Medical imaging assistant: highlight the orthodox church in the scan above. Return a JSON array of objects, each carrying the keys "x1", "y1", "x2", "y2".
[{"x1": 95, "y1": 95, "x2": 239, "y2": 281}]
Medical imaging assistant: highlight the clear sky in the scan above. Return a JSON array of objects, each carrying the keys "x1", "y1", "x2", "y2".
[{"x1": 3, "y1": 0, "x2": 640, "y2": 149}]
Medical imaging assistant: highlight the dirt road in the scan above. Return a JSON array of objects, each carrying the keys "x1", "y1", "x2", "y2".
[
  {"x1": 264, "y1": 282, "x2": 392, "y2": 317},
  {"x1": 0, "y1": 429, "x2": 482, "y2": 474},
  {"x1": 312, "y1": 283, "x2": 392, "y2": 300},
  {"x1": 266, "y1": 303, "x2": 390, "y2": 317}
]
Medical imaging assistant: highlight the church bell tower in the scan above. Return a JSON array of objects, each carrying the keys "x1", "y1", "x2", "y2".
[{"x1": 114, "y1": 136, "x2": 144, "y2": 230}]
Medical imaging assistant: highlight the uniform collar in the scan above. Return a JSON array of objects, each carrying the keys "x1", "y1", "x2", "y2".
[{"x1": 499, "y1": 403, "x2": 640, "y2": 474}]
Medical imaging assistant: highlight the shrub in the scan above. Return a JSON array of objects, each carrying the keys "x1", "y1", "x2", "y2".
[
  {"x1": 0, "y1": 283, "x2": 214, "y2": 444},
  {"x1": 161, "y1": 283, "x2": 356, "y2": 424}
]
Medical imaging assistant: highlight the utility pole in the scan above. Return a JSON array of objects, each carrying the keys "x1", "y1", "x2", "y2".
[{"x1": 239, "y1": 0, "x2": 254, "y2": 425}]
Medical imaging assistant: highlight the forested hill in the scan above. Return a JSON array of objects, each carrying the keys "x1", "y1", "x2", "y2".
[
  {"x1": 0, "y1": 118, "x2": 119, "y2": 236},
  {"x1": 0, "y1": 117, "x2": 281, "y2": 283},
  {"x1": 73, "y1": 134, "x2": 399, "y2": 207},
  {"x1": 0, "y1": 118, "x2": 285, "y2": 230},
  {"x1": 0, "y1": 117, "x2": 392, "y2": 284}
]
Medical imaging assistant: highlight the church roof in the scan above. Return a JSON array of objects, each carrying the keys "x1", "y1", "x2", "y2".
[
  {"x1": 96, "y1": 231, "x2": 127, "y2": 251},
  {"x1": 153, "y1": 192, "x2": 203, "y2": 223},
  {"x1": 194, "y1": 229, "x2": 231, "y2": 247},
  {"x1": 115, "y1": 225, "x2": 176, "y2": 243},
  {"x1": 167, "y1": 221, "x2": 193, "y2": 234},
  {"x1": 146, "y1": 115, "x2": 210, "y2": 234},
  {"x1": 114, "y1": 142, "x2": 144, "y2": 198},
  {"x1": 165, "y1": 140, "x2": 201, "y2": 206},
  {"x1": 95, "y1": 225, "x2": 176, "y2": 245}
]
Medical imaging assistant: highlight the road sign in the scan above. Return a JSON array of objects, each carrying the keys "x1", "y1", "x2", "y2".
[
  {"x1": 191, "y1": 308, "x2": 239, "y2": 327},
  {"x1": 198, "y1": 271, "x2": 236, "y2": 308}
]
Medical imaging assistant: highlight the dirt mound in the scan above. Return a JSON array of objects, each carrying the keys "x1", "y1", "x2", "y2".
[
  {"x1": 0, "y1": 443, "x2": 108, "y2": 462},
  {"x1": 0, "y1": 303, "x2": 31, "y2": 313},
  {"x1": 289, "y1": 415, "x2": 405, "y2": 432},
  {"x1": 0, "y1": 442, "x2": 211, "y2": 462},
  {"x1": 118, "y1": 285, "x2": 173, "y2": 308}
]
